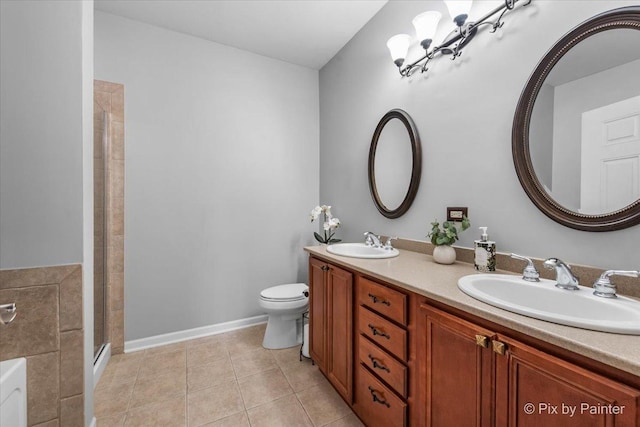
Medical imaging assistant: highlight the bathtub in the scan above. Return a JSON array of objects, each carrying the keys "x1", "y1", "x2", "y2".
[{"x1": 0, "y1": 357, "x2": 27, "y2": 427}]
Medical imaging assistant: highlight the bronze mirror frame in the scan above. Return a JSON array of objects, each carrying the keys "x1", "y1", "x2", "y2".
[
  {"x1": 512, "y1": 6, "x2": 640, "y2": 232},
  {"x1": 368, "y1": 109, "x2": 422, "y2": 219}
]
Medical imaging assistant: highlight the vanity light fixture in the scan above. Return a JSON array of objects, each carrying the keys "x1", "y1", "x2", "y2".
[{"x1": 387, "y1": 0, "x2": 532, "y2": 77}]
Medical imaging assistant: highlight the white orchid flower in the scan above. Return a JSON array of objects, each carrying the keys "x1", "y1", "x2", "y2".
[
  {"x1": 310, "y1": 203, "x2": 342, "y2": 244},
  {"x1": 309, "y1": 206, "x2": 322, "y2": 222},
  {"x1": 324, "y1": 217, "x2": 340, "y2": 230}
]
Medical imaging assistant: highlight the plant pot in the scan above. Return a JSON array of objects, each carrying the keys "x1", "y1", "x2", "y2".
[{"x1": 433, "y1": 245, "x2": 456, "y2": 265}]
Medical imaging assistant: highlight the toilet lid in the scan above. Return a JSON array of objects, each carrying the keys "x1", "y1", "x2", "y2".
[{"x1": 260, "y1": 283, "x2": 308, "y2": 301}]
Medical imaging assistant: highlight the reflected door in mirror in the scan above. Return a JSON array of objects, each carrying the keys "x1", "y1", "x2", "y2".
[{"x1": 581, "y1": 96, "x2": 640, "y2": 214}]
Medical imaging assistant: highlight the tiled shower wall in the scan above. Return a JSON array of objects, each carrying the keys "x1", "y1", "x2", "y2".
[
  {"x1": 0, "y1": 265, "x2": 84, "y2": 426},
  {"x1": 94, "y1": 80, "x2": 125, "y2": 355}
]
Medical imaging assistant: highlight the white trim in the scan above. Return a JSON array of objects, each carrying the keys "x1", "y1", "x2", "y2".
[
  {"x1": 93, "y1": 343, "x2": 111, "y2": 389},
  {"x1": 89, "y1": 417, "x2": 96, "y2": 427},
  {"x1": 124, "y1": 315, "x2": 268, "y2": 353}
]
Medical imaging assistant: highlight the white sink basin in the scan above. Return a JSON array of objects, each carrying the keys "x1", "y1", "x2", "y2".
[
  {"x1": 458, "y1": 274, "x2": 640, "y2": 335},
  {"x1": 326, "y1": 243, "x2": 399, "y2": 259}
]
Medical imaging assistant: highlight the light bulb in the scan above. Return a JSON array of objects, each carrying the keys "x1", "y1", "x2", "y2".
[
  {"x1": 386, "y1": 34, "x2": 411, "y2": 67},
  {"x1": 412, "y1": 11, "x2": 442, "y2": 51},
  {"x1": 444, "y1": 0, "x2": 473, "y2": 26}
]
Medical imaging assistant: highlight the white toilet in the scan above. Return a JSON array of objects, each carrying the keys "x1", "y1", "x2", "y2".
[{"x1": 259, "y1": 283, "x2": 309, "y2": 349}]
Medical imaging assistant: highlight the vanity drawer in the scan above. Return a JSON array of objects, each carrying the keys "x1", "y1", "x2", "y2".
[
  {"x1": 356, "y1": 363, "x2": 406, "y2": 427},
  {"x1": 359, "y1": 306, "x2": 407, "y2": 361},
  {"x1": 358, "y1": 335, "x2": 407, "y2": 398},
  {"x1": 359, "y1": 277, "x2": 407, "y2": 325}
]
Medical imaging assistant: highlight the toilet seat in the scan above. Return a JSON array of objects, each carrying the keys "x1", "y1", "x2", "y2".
[{"x1": 260, "y1": 283, "x2": 308, "y2": 302}]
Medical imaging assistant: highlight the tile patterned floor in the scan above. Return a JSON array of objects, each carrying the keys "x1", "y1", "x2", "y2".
[{"x1": 95, "y1": 324, "x2": 364, "y2": 426}]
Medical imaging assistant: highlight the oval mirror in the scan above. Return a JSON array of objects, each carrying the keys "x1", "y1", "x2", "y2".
[
  {"x1": 513, "y1": 6, "x2": 640, "y2": 231},
  {"x1": 368, "y1": 109, "x2": 422, "y2": 218}
]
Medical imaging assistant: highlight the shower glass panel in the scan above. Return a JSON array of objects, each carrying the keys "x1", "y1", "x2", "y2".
[{"x1": 94, "y1": 110, "x2": 108, "y2": 360}]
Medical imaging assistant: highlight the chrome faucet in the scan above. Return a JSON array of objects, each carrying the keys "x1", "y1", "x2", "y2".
[
  {"x1": 593, "y1": 270, "x2": 640, "y2": 298},
  {"x1": 364, "y1": 231, "x2": 382, "y2": 248},
  {"x1": 510, "y1": 253, "x2": 540, "y2": 282},
  {"x1": 543, "y1": 258, "x2": 580, "y2": 290}
]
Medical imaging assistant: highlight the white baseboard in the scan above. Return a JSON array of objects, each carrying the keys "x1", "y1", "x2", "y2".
[
  {"x1": 93, "y1": 343, "x2": 111, "y2": 389},
  {"x1": 124, "y1": 314, "x2": 268, "y2": 353}
]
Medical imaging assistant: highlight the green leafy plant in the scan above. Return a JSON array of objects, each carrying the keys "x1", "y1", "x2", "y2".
[{"x1": 428, "y1": 216, "x2": 470, "y2": 246}]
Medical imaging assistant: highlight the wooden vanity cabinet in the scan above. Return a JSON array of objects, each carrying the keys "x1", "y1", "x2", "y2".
[
  {"x1": 417, "y1": 304, "x2": 640, "y2": 427},
  {"x1": 494, "y1": 334, "x2": 640, "y2": 427},
  {"x1": 417, "y1": 304, "x2": 495, "y2": 427},
  {"x1": 308, "y1": 253, "x2": 640, "y2": 427},
  {"x1": 308, "y1": 257, "x2": 353, "y2": 402},
  {"x1": 354, "y1": 276, "x2": 411, "y2": 427}
]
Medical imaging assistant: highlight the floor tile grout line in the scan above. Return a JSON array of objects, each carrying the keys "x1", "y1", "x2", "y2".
[
  {"x1": 185, "y1": 347, "x2": 189, "y2": 427},
  {"x1": 294, "y1": 391, "x2": 318, "y2": 427},
  {"x1": 97, "y1": 324, "x2": 359, "y2": 426}
]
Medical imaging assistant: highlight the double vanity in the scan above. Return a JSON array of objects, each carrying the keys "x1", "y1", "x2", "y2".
[{"x1": 304, "y1": 243, "x2": 640, "y2": 427}]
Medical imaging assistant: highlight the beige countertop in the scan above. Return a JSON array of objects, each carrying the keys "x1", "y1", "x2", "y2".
[{"x1": 304, "y1": 245, "x2": 640, "y2": 377}]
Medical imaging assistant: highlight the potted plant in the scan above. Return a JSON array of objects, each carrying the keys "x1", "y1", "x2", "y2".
[
  {"x1": 428, "y1": 216, "x2": 470, "y2": 264},
  {"x1": 310, "y1": 205, "x2": 341, "y2": 245}
]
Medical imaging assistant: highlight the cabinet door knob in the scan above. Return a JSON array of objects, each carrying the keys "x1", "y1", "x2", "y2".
[
  {"x1": 321, "y1": 265, "x2": 330, "y2": 271},
  {"x1": 492, "y1": 340, "x2": 507, "y2": 355},
  {"x1": 368, "y1": 386, "x2": 391, "y2": 407},
  {"x1": 368, "y1": 293, "x2": 391, "y2": 306},
  {"x1": 475, "y1": 334, "x2": 489, "y2": 348},
  {"x1": 367, "y1": 354, "x2": 391, "y2": 372},
  {"x1": 368, "y1": 324, "x2": 391, "y2": 339}
]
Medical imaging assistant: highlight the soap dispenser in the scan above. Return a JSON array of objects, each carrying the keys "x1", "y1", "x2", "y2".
[{"x1": 474, "y1": 227, "x2": 496, "y2": 272}]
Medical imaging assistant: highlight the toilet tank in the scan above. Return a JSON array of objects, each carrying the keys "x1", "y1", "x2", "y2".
[{"x1": 0, "y1": 357, "x2": 27, "y2": 427}]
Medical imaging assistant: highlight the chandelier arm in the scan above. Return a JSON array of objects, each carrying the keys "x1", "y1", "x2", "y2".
[{"x1": 393, "y1": 0, "x2": 532, "y2": 77}]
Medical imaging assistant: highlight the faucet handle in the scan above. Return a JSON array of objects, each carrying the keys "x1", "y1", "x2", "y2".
[
  {"x1": 384, "y1": 236, "x2": 397, "y2": 250},
  {"x1": 0, "y1": 303, "x2": 17, "y2": 325},
  {"x1": 593, "y1": 270, "x2": 640, "y2": 298},
  {"x1": 510, "y1": 253, "x2": 540, "y2": 282},
  {"x1": 364, "y1": 231, "x2": 382, "y2": 247},
  {"x1": 364, "y1": 231, "x2": 374, "y2": 246}
]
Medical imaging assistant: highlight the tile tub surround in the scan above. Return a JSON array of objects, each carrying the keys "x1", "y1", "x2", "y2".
[
  {"x1": 305, "y1": 244, "x2": 640, "y2": 377},
  {"x1": 94, "y1": 79, "x2": 125, "y2": 355},
  {"x1": 0, "y1": 264, "x2": 84, "y2": 426},
  {"x1": 94, "y1": 324, "x2": 364, "y2": 426}
]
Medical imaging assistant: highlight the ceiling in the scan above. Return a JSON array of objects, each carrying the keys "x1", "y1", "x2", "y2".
[
  {"x1": 546, "y1": 28, "x2": 640, "y2": 87},
  {"x1": 95, "y1": 0, "x2": 388, "y2": 70}
]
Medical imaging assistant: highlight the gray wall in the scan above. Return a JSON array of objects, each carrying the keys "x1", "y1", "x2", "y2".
[
  {"x1": 529, "y1": 83, "x2": 554, "y2": 191},
  {"x1": 95, "y1": 12, "x2": 320, "y2": 340},
  {"x1": 0, "y1": 1, "x2": 95, "y2": 424},
  {"x1": 319, "y1": 0, "x2": 640, "y2": 270},
  {"x1": 0, "y1": 0, "x2": 84, "y2": 268}
]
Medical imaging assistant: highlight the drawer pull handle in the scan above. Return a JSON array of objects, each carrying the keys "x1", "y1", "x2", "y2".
[
  {"x1": 367, "y1": 354, "x2": 391, "y2": 372},
  {"x1": 368, "y1": 386, "x2": 391, "y2": 407},
  {"x1": 475, "y1": 334, "x2": 489, "y2": 348},
  {"x1": 492, "y1": 340, "x2": 507, "y2": 355},
  {"x1": 368, "y1": 324, "x2": 390, "y2": 339},
  {"x1": 368, "y1": 293, "x2": 391, "y2": 306}
]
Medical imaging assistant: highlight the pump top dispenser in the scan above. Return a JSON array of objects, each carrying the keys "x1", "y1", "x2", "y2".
[{"x1": 474, "y1": 227, "x2": 496, "y2": 272}]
